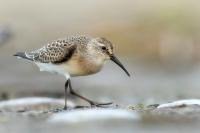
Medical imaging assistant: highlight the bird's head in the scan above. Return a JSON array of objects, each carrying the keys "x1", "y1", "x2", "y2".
[{"x1": 88, "y1": 37, "x2": 130, "y2": 77}]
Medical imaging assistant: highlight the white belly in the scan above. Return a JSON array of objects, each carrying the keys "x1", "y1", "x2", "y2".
[
  {"x1": 35, "y1": 61, "x2": 88, "y2": 78},
  {"x1": 35, "y1": 62, "x2": 70, "y2": 78}
]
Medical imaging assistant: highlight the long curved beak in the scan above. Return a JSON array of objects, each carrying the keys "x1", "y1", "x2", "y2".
[{"x1": 110, "y1": 54, "x2": 130, "y2": 77}]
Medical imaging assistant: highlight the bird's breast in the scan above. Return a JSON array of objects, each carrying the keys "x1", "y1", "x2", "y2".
[
  {"x1": 61, "y1": 54, "x2": 104, "y2": 76},
  {"x1": 35, "y1": 54, "x2": 105, "y2": 77}
]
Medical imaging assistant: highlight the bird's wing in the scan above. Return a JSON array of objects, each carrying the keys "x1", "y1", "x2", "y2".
[{"x1": 28, "y1": 39, "x2": 77, "y2": 63}]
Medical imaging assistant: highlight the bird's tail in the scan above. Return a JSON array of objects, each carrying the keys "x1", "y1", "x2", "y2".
[{"x1": 13, "y1": 52, "x2": 33, "y2": 61}]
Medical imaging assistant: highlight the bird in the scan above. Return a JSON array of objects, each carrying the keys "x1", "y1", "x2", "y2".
[{"x1": 14, "y1": 35, "x2": 130, "y2": 110}]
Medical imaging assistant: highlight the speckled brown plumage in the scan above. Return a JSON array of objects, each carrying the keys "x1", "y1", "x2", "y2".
[{"x1": 26, "y1": 35, "x2": 91, "y2": 63}]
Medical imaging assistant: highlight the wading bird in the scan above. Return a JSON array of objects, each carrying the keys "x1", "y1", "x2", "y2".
[{"x1": 14, "y1": 35, "x2": 130, "y2": 110}]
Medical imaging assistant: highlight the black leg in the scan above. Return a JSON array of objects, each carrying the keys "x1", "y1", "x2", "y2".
[
  {"x1": 63, "y1": 80, "x2": 69, "y2": 110},
  {"x1": 68, "y1": 79, "x2": 113, "y2": 107}
]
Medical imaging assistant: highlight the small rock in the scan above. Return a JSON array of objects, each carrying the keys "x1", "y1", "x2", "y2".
[
  {"x1": 157, "y1": 99, "x2": 200, "y2": 109},
  {"x1": 147, "y1": 99, "x2": 200, "y2": 120}
]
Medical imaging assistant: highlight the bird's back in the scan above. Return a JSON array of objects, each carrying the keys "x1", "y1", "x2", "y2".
[{"x1": 14, "y1": 35, "x2": 91, "y2": 64}]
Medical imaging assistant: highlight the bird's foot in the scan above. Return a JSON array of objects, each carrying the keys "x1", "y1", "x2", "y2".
[{"x1": 90, "y1": 101, "x2": 113, "y2": 108}]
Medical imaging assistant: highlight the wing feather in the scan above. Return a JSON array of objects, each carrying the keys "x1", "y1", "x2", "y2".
[
  {"x1": 29, "y1": 40, "x2": 76, "y2": 63},
  {"x1": 25, "y1": 35, "x2": 90, "y2": 63}
]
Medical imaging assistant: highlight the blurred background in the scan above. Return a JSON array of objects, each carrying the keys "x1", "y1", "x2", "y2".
[{"x1": 0, "y1": 0, "x2": 200, "y2": 106}]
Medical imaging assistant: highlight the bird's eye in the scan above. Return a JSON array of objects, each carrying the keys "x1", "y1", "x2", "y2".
[{"x1": 101, "y1": 46, "x2": 106, "y2": 50}]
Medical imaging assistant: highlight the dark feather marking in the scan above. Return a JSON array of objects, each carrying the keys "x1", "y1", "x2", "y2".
[{"x1": 53, "y1": 45, "x2": 77, "y2": 64}]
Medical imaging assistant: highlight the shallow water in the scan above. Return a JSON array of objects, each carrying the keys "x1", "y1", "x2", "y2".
[{"x1": 0, "y1": 98, "x2": 200, "y2": 133}]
